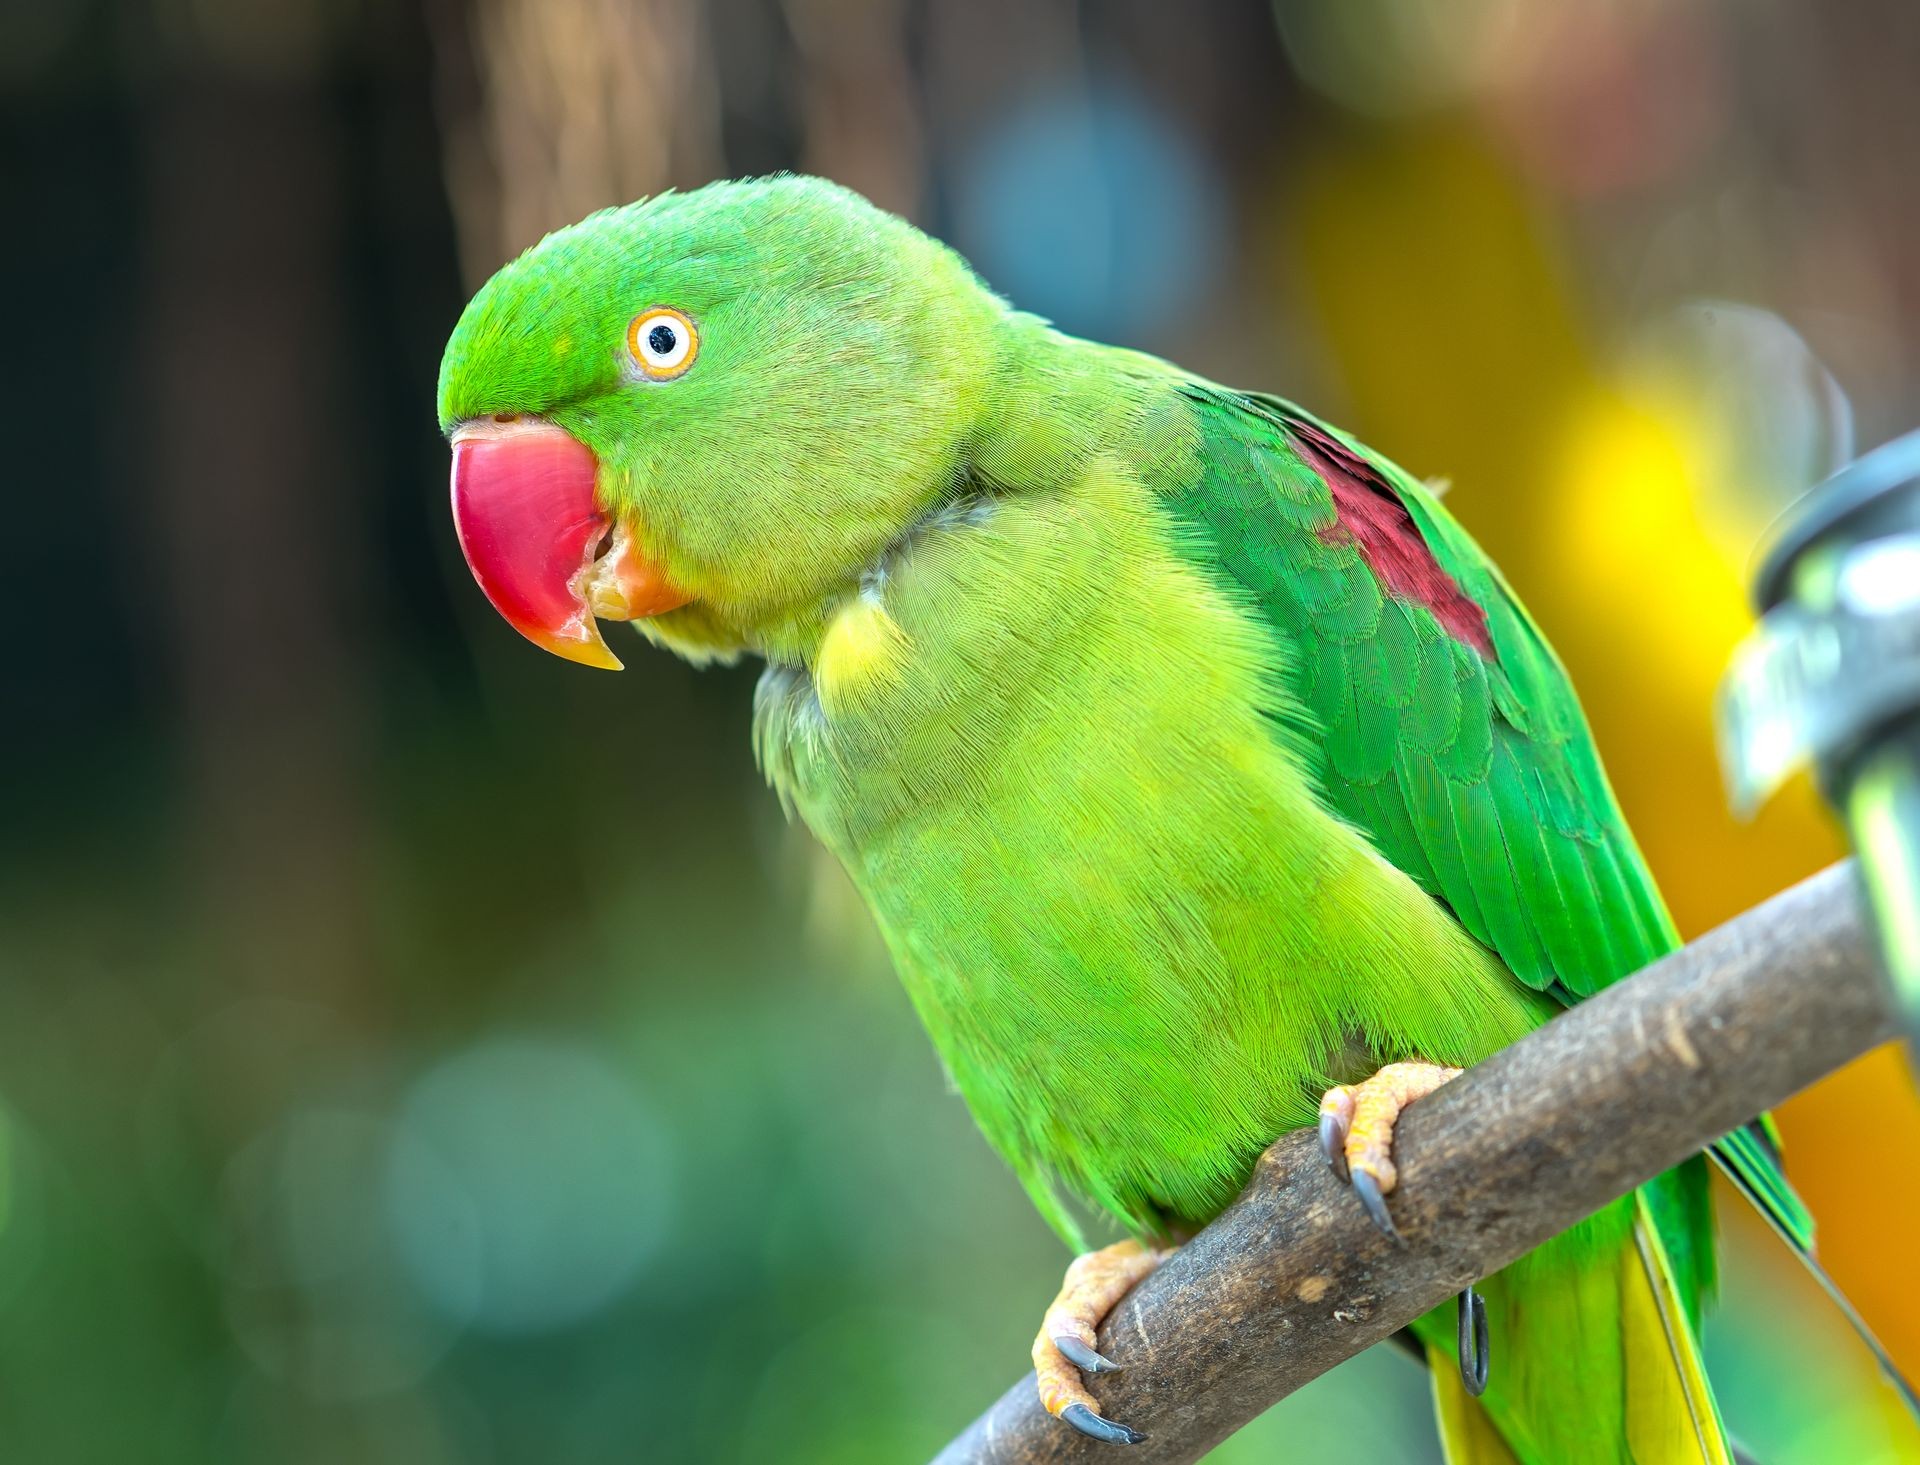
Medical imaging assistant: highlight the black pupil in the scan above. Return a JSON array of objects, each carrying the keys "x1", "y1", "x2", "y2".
[{"x1": 647, "y1": 323, "x2": 677, "y2": 356}]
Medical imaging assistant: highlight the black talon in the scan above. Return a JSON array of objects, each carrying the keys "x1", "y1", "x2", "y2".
[
  {"x1": 1458, "y1": 1283, "x2": 1490, "y2": 1397},
  {"x1": 1054, "y1": 1334, "x2": 1121, "y2": 1375},
  {"x1": 1351, "y1": 1168, "x2": 1401, "y2": 1242},
  {"x1": 1318, "y1": 1111, "x2": 1351, "y2": 1183},
  {"x1": 1060, "y1": 1403, "x2": 1146, "y2": 1446}
]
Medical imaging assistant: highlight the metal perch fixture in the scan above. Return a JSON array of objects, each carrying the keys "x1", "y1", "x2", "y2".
[{"x1": 1722, "y1": 428, "x2": 1920, "y2": 1059}]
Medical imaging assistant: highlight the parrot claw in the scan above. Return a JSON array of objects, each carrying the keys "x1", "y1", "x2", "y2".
[
  {"x1": 1053, "y1": 1334, "x2": 1121, "y2": 1374},
  {"x1": 1316, "y1": 1062, "x2": 1460, "y2": 1243},
  {"x1": 1458, "y1": 1282, "x2": 1490, "y2": 1396},
  {"x1": 1351, "y1": 1166, "x2": 1401, "y2": 1241},
  {"x1": 1033, "y1": 1240, "x2": 1168, "y2": 1446},
  {"x1": 1060, "y1": 1403, "x2": 1146, "y2": 1445},
  {"x1": 1318, "y1": 1107, "x2": 1352, "y2": 1183}
]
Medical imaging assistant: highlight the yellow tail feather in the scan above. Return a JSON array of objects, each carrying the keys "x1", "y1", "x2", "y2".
[
  {"x1": 1622, "y1": 1195, "x2": 1732, "y2": 1465},
  {"x1": 1426, "y1": 1195, "x2": 1730, "y2": 1464},
  {"x1": 1430, "y1": 1342, "x2": 1523, "y2": 1465}
]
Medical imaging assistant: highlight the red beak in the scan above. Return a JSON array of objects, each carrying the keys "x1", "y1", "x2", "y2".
[{"x1": 449, "y1": 419, "x2": 687, "y2": 670}]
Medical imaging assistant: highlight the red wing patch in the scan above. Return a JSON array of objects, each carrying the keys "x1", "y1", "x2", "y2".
[{"x1": 1283, "y1": 415, "x2": 1496, "y2": 659}]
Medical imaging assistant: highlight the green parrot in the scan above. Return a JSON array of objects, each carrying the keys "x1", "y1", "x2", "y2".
[{"x1": 437, "y1": 175, "x2": 1861, "y2": 1462}]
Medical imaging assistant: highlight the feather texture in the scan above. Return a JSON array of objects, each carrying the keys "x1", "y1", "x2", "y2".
[
  {"x1": 439, "y1": 178, "x2": 1892, "y2": 1463},
  {"x1": 1160, "y1": 387, "x2": 1815, "y2": 1276}
]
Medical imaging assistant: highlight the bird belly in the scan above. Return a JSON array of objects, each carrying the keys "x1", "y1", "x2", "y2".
[
  {"x1": 759, "y1": 471, "x2": 1548, "y2": 1239},
  {"x1": 845, "y1": 732, "x2": 1544, "y2": 1239}
]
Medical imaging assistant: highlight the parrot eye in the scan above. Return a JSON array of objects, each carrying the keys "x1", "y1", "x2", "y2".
[{"x1": 627, "y1": 307, "x2": 698, "y2": 380}]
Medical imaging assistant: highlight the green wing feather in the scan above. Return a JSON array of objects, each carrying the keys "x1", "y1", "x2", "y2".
[
  {"x1": 1165, "y1": 387, "x2": 1920, "y2": 1414},
  {"x1": 1160, "y1": 384, "x2": 1815, "y2": 1274}
]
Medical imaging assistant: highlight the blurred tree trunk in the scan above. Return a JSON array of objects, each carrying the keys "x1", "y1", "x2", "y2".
[
  {"x1": 783, "y1": 0, "x2": 925, "y2": 219},
  {"x1": 426, "y1": 0, "x2": 725, "y2": 286},
  {"x1": 425, "y1": 0, "x2": 937, "y2": 283},
  {"x1": 140, "y1": 62, "x2": 375, "y2": 1023}
]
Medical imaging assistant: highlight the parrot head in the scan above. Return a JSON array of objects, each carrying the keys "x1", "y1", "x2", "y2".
[{"x1": 437, "y1": 176, "x2": 1006, "y2": 669}]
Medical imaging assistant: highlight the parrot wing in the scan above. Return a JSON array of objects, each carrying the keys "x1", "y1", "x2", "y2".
[{"x1": 1161, "y1": 383, "x2": 1812, "y2": 1262}]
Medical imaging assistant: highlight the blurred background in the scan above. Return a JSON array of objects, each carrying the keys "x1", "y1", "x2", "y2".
[{"x1": 6, "y1": 0, "x2": 1920, "y2": 1460}]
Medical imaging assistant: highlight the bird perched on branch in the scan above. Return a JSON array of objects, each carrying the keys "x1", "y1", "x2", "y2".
[{"x1": 437, "y1": 175, "x2": 1878, "y2": 1462}]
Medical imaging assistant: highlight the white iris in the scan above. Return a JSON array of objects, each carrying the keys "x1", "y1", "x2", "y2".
[{"x1": 638, "y1": 319, "x2": 689, "y2": 372}]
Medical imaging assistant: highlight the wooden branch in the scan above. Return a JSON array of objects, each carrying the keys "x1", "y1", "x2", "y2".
[{"x1": 934, "y1": 861, "x2": 1896, "y2": 1465}]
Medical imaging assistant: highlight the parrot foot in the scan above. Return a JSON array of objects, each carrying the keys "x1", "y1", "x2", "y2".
[
  {"x1": 1321, "y1": 1064, "x2": 1488, "y2": 1391},
  {"x1": 1033, "y1": 1239, "x2": 1168, "y2": 1446},
  {"x1": 1316, "y1": 1061, "x2": 1461, "y2": 1243}
]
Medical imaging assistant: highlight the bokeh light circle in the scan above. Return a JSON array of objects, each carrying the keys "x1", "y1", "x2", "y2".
[
  {"x1": 951, "y1": 82, "x2": 1226, "y2": 342},
  {"x1": 219, "y1": 1109, "x2": 467, "y2": 1399},
  {"x1": 384, "y1": 1036, "x2": 672, "y2": 1336}
]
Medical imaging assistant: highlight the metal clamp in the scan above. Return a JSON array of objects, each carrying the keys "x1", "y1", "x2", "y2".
[{"x1": 1720, "y1": 429, "x2": 1920, "y2": 1052}]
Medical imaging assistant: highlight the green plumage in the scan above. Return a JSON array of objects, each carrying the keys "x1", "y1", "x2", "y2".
[
  {"x1": 1165, "y1": 387, "x2": 1813, "y2": 1271},
  {"x1": 438, "y1": 177, "x2": 1829, "y2": 1463}
]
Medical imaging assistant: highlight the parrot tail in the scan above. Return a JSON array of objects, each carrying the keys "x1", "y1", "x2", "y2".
[
  {"x1": 1429, "y1": 1354, "x2": 1523, "y2": 1465},
  {"x1": 1426, "y1": 1193, "x2": 1731, "y2": 1465},
  {"x1": 1617, "y1": 1201, "x2": 1732, "y2": 1464},
  {"x1": 1714, "y1": 1130, "x2": 1920, "y2": 1421}
]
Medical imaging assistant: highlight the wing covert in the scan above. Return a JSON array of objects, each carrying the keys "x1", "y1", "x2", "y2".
[{"x1": 1163, "y1": 385, "x2": 1672, "y2": 997}]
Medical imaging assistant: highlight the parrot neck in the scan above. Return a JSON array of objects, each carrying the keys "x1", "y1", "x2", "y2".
[
  {"x1": 970, "y1": 316, "x2": 1184, "y2": 497},
  {"x1": 748, "y1": 330, "x2": 1215, "y2": 847},
  {"x1": 657, "y1": 317, "x2": 1169, "y2": 676}
]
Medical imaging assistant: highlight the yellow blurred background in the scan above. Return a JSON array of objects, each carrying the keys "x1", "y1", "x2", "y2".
[{"x1": 5, "y1": 0, "x2": 1920, "y2": 1460}]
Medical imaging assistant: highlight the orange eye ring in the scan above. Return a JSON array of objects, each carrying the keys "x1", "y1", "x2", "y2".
[{"x1": 627, "y1": 307, "x2": 698, "y2": 380}]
